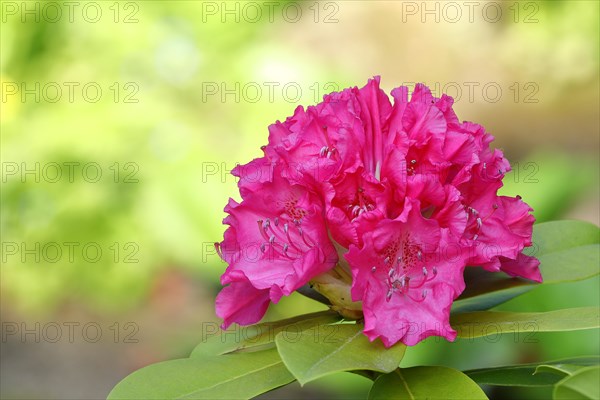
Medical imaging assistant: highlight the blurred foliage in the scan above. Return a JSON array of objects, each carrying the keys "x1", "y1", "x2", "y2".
[
  {"x1": 1, "y1": 1, "x2": 353, "y2": 314},
  {"x1": 500, "y1": 152, "x2": 598, "y2": 223}
]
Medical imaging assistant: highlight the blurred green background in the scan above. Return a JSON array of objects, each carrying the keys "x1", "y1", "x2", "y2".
[{"x1": 1, "y1": 1, "x2": 598, "y2": 398}]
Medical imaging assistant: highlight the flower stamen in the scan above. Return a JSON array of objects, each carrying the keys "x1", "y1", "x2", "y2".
[
  {"x1": 257, "y1": 211, "x2": 318, "y2": 260},
  {"x1": 381, "y1": 235, "x2": 437, "y2": 303}
]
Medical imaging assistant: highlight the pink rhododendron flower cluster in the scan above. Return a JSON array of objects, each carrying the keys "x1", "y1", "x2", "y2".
[{"x1": 215, "y1": 77, "x2": 541, "y2": 347}]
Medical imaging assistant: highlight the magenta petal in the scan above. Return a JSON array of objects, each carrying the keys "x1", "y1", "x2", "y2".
[
  {"x1": 345, "y1": 202, "x2": 465, "y2": 347},
  {"x1": 216, "y1": 280, "x2": 271, "y2": 329},
  {"x1": 498, "y1": 253, "x2": 543, "y2": 283},
  {"x1": 214, "y1": 77, "x2": 540, "y2": 346},
  {"x1": 362, "y1": 281, "x2": 458, "y2": 347}
]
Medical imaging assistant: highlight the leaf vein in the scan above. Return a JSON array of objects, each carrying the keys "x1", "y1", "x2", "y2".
[
  {"x1": 177, "y1": 360, "x2": 284, "y2": 399},
  {"x1": 304, "y1": 329, "x2": 362, "y2": 377},
  {"x1": 395, "y1": 369, "x2": 415, "y2": 400}
]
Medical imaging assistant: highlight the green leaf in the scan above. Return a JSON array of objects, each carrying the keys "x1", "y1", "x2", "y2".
[
  {"x1": 275, "y1": 323, "x2": 406, "y2": 385},
  {"x1": 452, "y1": 268, "x2": 535, "y2": 313},
  {"x1": 538, "y1": 245, "x2": 600, "y2": 284},
  {"x1": 554, "y1": 366, "x2": 600, "y2": 400},
  {"x1": 530, "y1": 220, "x2": 599, "y2": 284},
  {"x1": 108, "y1": 348, "x2": 294, "y2": 400},
  {"x1": 452, "y1": 307, "x2": 600, "y2": 339},
  {"x1": 464, "y1": 356, "x2": 600, "y2": 387},
  {"x1": 190, "y1": 310, "x2": 341, "y2": 357},
  {"x1": 368, "y1": 367, "x2": 488, "y2": 400},
  {"x1": 111, "y1": 313, "x2": 345, "y2": 399},
  {"x1": 453, "y1": 221, "x2": 600, "y2": 314},
  {"x1": 535, "y1": 364, "x2": 587, "y2": 377},
  {"x1": 468, "y1": 365, "x2": 561, "y2": 387},
  {"x1": 531, "y1": 220, "x2": 599, "y2": 258}
]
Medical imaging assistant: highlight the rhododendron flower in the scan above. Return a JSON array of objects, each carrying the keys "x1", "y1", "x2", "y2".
[{"x1": 214, "y1": 77, "x2": 541, "y2": 347}]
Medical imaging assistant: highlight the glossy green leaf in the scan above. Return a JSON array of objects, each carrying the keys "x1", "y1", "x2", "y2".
[
  {"x1": 531, "y1": 220, "x2": 599, "y2": 258},
  {"x1": 535, "y1": 364, "x2": 587, "y2": 377},
  {"x1": 452, "y1": 269, "x2": 535, "y2": 313},
  {"x1": 190, "y1": 310, "x2": 341, "y2": 357},
  {"x1": 453, "y1": 220, "x2": 599, "y2": 313},
  {"x1": 468, "y1": 366, "x2": 560, "y2": 387},
  {"x1": 554, "y1": 366, "x2": 600, "y2": 400},
  {"x1": 465, "y1": 356, "x2": 600, "y2": 387},
  {"x1": 108, "y1": 348, "x2": 294, "y2": 400},
  {"x1": 538, "y1": 245, "x2": 600, "y2": 284},
  {"x1": 275, "y1": 323, "x2": 406, "y2": 385},
  {"x1": 529, "y1": 220, "x2": 599, "y2": 284},
  {"x1": 452, "y1": 307, "x2": 600, "y2": 339},
  {"x1": 368, "y1": 366, "x2": 488, "y2": 400}
]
